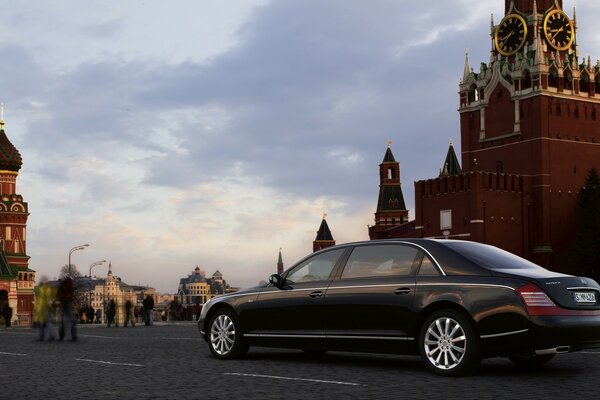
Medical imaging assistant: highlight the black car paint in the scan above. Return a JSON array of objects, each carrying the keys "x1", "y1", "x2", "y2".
[{"x1": 198, "y1": 239, "x2": 600, "y2": 360}]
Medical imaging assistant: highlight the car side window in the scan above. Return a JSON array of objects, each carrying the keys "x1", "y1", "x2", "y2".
[
  {"x1": 341, "y1": 244, "x2": 419, "y2": 279},
  {"x1": 286, "y1": 248, "x2": 345, "y2": 284},
  {"x1": 417, "y1": 255, "x2": 441, "y2": 276}
]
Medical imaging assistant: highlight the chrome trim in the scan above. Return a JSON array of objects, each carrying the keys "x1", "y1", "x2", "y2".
[
  {"x1": 567, "y1": 287, "x2": 599, "y2": 291},
  {"x1": 417, "y1": 282, "x2": 516, "y2": 291},
  {"x1": 244, "y1": 334, "x2": 327, "y2": 339},
  {"x1": 216, "y1": 291, "x2": 262, "y2": 299},
  {"x1": 327, "y1": 335, "x2": 414, "y2": 341},
  {"x1": 390, "y1": 241, "x2": 446, "y2": 276},
  {"x1": 244, "y1": 333, "x2": 414, "y2": 341},
  {"x1": 327, "y1": 284, "x2": 410, "y2": 290},
  {"x1": 261, "y1": 287, "x2": 329, "y2": 294},
  {"x1": 480, "y1": 329, "x2": 528, "y2": 339},
  {"x1": 535, "y1": 346, "x2": 570, "y2": 355}
]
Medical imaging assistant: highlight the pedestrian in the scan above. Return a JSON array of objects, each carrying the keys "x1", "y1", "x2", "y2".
[
  {"x1": 142, "y1": 295, "x2": 154, "y2": 326},
  {"x1": 56, "y1": 277, "x2": 78, "y2": 341},
  {"x1": 134, "y1": 305, "x2": 139, "y2": 323},
  {"x1": 123, "y1": 300, "x2": 135, "y2": 327},
  {"x1": 106, "y1": 299, "x2": 116, "y2": 327},
  {"x1": 0, "y1": 291, "x2": 12, "y2": 327},
  {"x1": 87, "y1": 305, "x2": 94, "y2": 324},
  {"x1": 95, "y1": 308, "x2": 102, "y2": 324},
  {"x1": 33, "y1": 276, "x2": 56, "y2": 341}
]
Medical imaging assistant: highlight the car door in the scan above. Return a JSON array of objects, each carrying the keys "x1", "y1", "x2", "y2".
[
  {"x1": 324, "y1": 243, "x2": 420, "y2": 353},
  {"x1": 244, "y1": 247, "x2": 347, "y2": 349}
]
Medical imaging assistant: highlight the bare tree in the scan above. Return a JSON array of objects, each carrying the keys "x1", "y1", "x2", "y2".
[{"x1": 59, "y1": 264, "x2": 82, "y2": 280}]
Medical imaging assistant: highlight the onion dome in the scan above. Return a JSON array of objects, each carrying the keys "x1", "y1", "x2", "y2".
[{"x1": 0, "y1": 119, "x2": 23, "y2": 172}]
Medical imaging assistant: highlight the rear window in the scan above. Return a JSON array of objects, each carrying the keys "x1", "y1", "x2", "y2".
[{"x1": 442, "y1": 241, "x2": 546, "y2": 273}]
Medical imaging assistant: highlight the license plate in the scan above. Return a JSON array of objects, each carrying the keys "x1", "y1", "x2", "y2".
[{"x1": 573, "y1": 292, "x2": 597, "y2": 303}]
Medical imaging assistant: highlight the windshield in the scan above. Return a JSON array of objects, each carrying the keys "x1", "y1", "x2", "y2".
[{"x1": 441, "y1": 241, "x2": 548, "y2": 273}]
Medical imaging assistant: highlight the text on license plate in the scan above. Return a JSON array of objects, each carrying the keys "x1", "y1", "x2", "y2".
[{"x1": 573, "y1": 292, "x2": 597, "y2": 303}]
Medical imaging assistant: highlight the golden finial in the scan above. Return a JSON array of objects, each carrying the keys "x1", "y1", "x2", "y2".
[
  {"x1": 449, "y1": 138, "x2": 454, "y2": 146},
  {"x1": 387, "y1": 139, "x2": 393, "y2": 148},
  {"x1": 0, "y1": 103, "x2": 4, "y2": 129},
  {"x1": 323, "y1": 212, "x2": 328, "y2": 220}
]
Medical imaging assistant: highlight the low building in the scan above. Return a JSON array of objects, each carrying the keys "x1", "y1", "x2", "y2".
[
  {"x1": 64, "y1": 263, "x2": 154, "y2": 325},
  {"x1": 178, "y1": 267, "x2": 238, "y2": 305}
]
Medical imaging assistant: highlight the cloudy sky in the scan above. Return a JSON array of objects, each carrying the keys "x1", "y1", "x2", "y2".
[{"x1": 0, "y1": 0, "x2": 598, "y2": 292}]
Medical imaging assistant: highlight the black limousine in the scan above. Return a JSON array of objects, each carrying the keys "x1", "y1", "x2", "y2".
[{"x1": 198, "y1": 239, "x2": 600, "y2": 375}]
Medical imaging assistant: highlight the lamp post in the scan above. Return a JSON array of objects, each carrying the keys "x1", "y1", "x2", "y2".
[
  {"x1": 68, "y1": 244, "x2": 89, "y2": 276},
  {"x1": 88, "y1": 260, "x2": 106, "y2": 278},
  {"x1": 88, "y1": 260, "x2": 106, "y2": 312}
]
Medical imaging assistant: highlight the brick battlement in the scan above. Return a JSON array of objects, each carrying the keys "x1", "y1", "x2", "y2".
[{"x1": 416, "y1": 171, "x2": 528, "y2": 197}]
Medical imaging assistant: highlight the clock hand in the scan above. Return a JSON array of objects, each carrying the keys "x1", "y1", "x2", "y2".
[
  {"x1": 550, "y1": 27, "x2": 564, "y2": 41},
  {"x1": 500, "y1": 31, "x2": 515, "y2": 41}
]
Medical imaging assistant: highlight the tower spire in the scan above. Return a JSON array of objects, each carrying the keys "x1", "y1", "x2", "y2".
[
  {"x1": 0, "y1": 103, "x2": 5, "y2": 130},
  {"x1": 463, "y1": 49, "x2": 471, "y2": 81}
]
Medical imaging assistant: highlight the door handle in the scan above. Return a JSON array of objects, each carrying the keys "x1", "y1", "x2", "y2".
[
  {"x1": 394, "y1": 287, "x2": 411, "y2": 295},
  {"x1": 309, "y1": 291, "x2": 324, "y2": 298}
]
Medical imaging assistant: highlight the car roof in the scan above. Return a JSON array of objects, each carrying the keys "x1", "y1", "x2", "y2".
[{"x1": 313, "y1": 239, "x2": 488, "y2": 276}]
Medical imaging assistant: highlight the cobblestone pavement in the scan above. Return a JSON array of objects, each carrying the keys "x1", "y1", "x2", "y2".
[{"x1": 1, "y1": 322, "x2": 599, "y2": 400}]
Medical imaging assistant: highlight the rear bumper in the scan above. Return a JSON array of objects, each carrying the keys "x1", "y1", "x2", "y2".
[
  {"x1": 481, "y1": 315, "x2": 600, "y2": 357},
  {"x1": 528, "y1": 315, "x2": 600, "y2": 351}
]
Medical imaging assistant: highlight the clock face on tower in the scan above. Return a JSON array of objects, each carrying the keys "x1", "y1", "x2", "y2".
[
  {"x1": 543, "y1": 9, "x2": 574, "y2": 51},
  {"x1": 494, "y1": 14, "x2": 528, "y2": 56}
]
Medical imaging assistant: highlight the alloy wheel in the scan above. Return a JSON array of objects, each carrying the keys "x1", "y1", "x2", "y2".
[
  {"x1": 423, "y1": 316, "x2": 467, "y2": 370},
  {"x1": 210, "y1": 314, "x2": 235, "y2": 355}
]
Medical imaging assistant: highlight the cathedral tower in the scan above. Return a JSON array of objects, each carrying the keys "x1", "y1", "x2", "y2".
[
  {"x1": 368, "y1": 142, "x2": 409, "y2": 239},
  {"x1": 0, "y1": 110, "x2": 33, "y2": 325},
  {"x1": 313, "y1": 214, "x2": 335, "y2": 252}
]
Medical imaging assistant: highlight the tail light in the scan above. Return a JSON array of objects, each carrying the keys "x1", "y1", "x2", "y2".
[{"x1": 517, "y1": 283, "x2": 561, "y2": 316}]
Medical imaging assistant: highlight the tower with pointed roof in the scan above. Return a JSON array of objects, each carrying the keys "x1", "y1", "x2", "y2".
[
  {"x1": 368, "y1": 143, "x2": 410, "y2": 239},
  {"x1": 439, "y1": 140, "x2": 462, "y2": 177},
  {"x1": 379, "y1": 0, "x2": 600, "y2": 274},
  {"x1": 313, "y1": 214, "x2": 335, "y2": 252},
  {"x1": 0, "y1": 109, "x2": 33, "y2": 326}
]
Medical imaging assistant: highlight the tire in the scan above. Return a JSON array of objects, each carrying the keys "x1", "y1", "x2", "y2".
[
  {"x1": 509, "y1": 354, "x2": 555, "y2": 368},
  {"x1": 207, "y1": 309, "x2": 249, "y2": 360},
  {"x1": 419, "y1": 309, "x2": 480, "y2": 376}
]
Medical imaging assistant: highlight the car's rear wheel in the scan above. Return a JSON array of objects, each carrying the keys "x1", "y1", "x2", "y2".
[
  {"x1": 419, "y1": 309, "x2": 480, "y2": 376},
  {"x1": 509, "y1": 354, "x2": 555, "y2": 368},
  {"x1": 208, "y1": 309, "x2": 249, "y2": 359}
]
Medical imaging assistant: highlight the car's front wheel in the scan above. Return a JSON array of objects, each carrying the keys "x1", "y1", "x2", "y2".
[
  {"x1": 208, "y1": 309, "x2": 249, "y2": 359},
  {"x1": 419, "y1": 309, "x2": 480, "y2": 376}
]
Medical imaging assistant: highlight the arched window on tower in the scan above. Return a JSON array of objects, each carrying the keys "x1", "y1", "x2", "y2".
[
  {"x1": 388, "y1": 168, "x2": 394, "y2": 180},
  {"x1": 468, "y1": 84, "x2": 479, "y2": 103},
  {"x1": 548, "y1": 67, "x2": 559, "y2": 89},
  {"x1": 581, "y1": 73, "x2": 591, "y2": 95},
  {"x1": 522, "y1": 70, "x2": 532, "y2": 91},
  {"x1": 564, "y1": 70, "x2": 573, "y2": 91}
]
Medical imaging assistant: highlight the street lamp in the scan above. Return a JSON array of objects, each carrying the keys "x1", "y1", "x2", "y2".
[
  {"x1": 88, "y1": 260, "x2": 106, "y2": 278},
  {"x1": 68, "y1": 244, "x2": 89, "y2": 276},
  {"x1": 88, "y1": 260, "x2": 106, "y2": 315}
]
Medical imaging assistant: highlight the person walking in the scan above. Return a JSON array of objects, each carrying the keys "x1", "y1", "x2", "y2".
[
  {"x1": 106, "y1": 299, "x2": 116, "y2": 327},
  {"x1": 34, "y1": 276, "x2": 56, "y2": 341},
  {"x1": 142, "y1": 295, "x2": 154, "y2": 326},
  {"x1": 123, "y1": 300, "x2": 135, "y2": 327},
  {"x1": 56, "y1": 277, "x2": 77, "y2": 341}
]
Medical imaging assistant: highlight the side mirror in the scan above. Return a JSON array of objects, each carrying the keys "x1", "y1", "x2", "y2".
[{"x1": 269, "y1": 274, "x2": 283, "y2": 288}]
